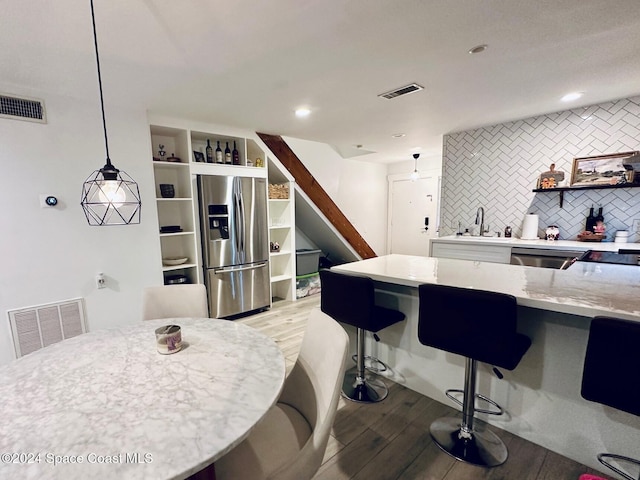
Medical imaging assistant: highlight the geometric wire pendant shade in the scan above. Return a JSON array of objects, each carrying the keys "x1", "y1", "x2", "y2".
[
  {"x1": 81, "y1": 167, "x2": 141, "y2": 225},
  {"x1": 80, "y1": 0, "x2": 141, "y2": 226}
]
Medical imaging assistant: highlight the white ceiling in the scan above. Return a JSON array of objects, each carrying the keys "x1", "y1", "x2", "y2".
[{"x1": 3, "y1": 0, "x2": 640, "y2": 163}]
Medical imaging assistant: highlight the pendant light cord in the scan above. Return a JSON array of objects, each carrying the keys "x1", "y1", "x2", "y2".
[{"x1": 90, "y1": 0, "x2": 111, "y2": 166}]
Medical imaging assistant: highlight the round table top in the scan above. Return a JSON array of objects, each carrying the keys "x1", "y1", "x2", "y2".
[{"x1": 0, "y1": 318, "x2": 285, "y2": 480}]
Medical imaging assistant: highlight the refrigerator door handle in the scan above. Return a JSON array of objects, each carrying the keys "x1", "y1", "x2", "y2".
[
  {"x1": 214, "y1": 262, "x2": 268, "y2": 274},
  {"x1": 232, "y1": 179, "x2": 242, "y2": 254},
  {"x1": 237, "y1": 180, "x2": 246, "y2": 253}
]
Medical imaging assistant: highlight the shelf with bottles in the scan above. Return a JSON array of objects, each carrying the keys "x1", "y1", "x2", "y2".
[
  {"x1": 190, "y1": 131, "x2": 267, "y2": 167},
  {"x1": 189, "y1": 132, "x2": 267, "y2": 177},
  {"x1": 532, "y1": 182, "x2": 640, "y2": 208}
]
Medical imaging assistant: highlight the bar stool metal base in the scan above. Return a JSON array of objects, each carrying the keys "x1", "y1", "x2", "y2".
[
  {"x1": 429, "y1": 416, "x2": 508, "y2": 467},
  {"x1": 341, "y1": 366, "x2": 388, "y2": 403}
]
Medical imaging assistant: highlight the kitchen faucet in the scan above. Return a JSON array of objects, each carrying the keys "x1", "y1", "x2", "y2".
[{"x1": 475, "y1": 207, "x2": 485, "y2": 236}]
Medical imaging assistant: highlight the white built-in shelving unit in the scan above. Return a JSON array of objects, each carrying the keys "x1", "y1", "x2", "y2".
[{"x1": 149, "y1": 117, "x2": 297, "y2": 304}]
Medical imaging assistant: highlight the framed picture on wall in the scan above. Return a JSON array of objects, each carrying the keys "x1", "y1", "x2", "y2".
[{"x1": 570, "y1": 151, "x2": 637, "y2": 187}]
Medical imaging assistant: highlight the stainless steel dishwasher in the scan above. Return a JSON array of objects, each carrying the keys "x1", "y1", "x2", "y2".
[{"x1": 510, "y1": 247, "x2": 583, "y2": 270}]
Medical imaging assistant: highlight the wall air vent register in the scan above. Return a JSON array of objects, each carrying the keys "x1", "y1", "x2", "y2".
[
  {"x1": 0, "y1": 93, "x2": 47, "y2": 123},
  {"x1": 8, "y1": 298, "x2": 87, "y2": 358}
]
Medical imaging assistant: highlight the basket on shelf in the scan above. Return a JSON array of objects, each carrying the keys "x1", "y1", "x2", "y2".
[{"x1": 268, "y1": 183, "x2": 289, "y2": 199}]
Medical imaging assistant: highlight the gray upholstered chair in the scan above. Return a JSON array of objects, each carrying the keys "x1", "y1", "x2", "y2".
[
  {"x1": 214, "y1": 308, "x2": 349, "y2": 480},
  {"x1": 142, "y1": 284, "x2": 209, "y2": 320}
]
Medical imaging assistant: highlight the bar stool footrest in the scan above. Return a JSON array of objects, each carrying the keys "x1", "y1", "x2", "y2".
[
  {"x1": 597, "y1": 452, "x2": 640, "y2": 480},
  {"x1": 351, "y1": 354, "x2": 388, "y2": 373},
  {"x1": 430, "y1": 416, "x2": 508, "y2": 467},
  {"x1": 445, "y1": 389, "x2": 504, "y2": 416}
]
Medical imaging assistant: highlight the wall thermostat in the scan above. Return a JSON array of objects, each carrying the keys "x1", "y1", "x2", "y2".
[{"x1": 39, "y1": 194, "x2": 59, "y2": 208}]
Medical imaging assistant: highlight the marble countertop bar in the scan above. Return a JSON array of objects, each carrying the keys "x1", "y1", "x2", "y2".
[
  {"x1": 0, "y1": 318, "x2": 285, "y2": 480},
  {"x1": 332, "y1": 254, "x2": 640, "y2": 322},
  {"x1": 432, "y1": 235, "x2": 640, "y2": 252}
]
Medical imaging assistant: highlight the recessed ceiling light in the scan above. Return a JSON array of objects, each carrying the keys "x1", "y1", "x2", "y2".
[
  {"x1": 561, "y1": 92, "x2": 583, "y2": 102},
  {"x1": 468, "y1": 44, "x2": 488, "y2": 54},
  {"x1": 295, "y1": 108, "x2": 311, "y2": 118},
  {"x1": 392, "y1": 133, "x2": 406, "y2": 138}
]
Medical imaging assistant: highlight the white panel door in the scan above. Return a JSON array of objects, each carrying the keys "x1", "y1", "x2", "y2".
[{"x1": 389, "y1": 176, "x2": 440, "y2": 255}]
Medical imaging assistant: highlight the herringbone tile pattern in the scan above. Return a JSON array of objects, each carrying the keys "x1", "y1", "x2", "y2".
[{"x1": 441, "y1": 96, "x2": 640, "y2": 240}]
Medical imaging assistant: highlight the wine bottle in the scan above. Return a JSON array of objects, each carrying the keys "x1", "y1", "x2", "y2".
[
  {"x1": 232, "y1": 141, "x2": 240, "y2": 165},
  {"x1": 595, "y1": 206, "x2": 604, "y2": 223},
  {"x1": 205, "y1": 139, "x2": 213, "y2": 163},
  {"x1": 593, "y1": 206, "x2": 606, "y2": 234},
  {"x1": 215, "y1": 141, "x2": 223, "y2": 164},
  {"x1": 585, "y1": 206, "x2": 596, "y2": 232},
  {"x1": 224, "y1": 142, "x2": 231, "y2": 164}
]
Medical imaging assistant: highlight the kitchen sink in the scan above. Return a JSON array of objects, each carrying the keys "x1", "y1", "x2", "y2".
[{"x1": 453, "y1": 236, "x2": 515, "y2": 242}]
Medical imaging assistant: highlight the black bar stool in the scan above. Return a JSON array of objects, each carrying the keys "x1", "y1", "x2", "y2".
[
  {"x1": 417, "y1": 283, "x2": 531, "y2": 467},
  {"x1": 320, "y1": 269, "x2": 405, "y2": 403},
  {"x1": 581, "y1": 316, "x2": 640, "y2": 480}
]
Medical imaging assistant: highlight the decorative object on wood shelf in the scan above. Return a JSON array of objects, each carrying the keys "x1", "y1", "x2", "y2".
[
  {"x1": 537, "y1": 163, "x2": 565, "y2": 189},
  {"x1": 268, "y1": 183, "x2": 289, "y2": 199},
  {"x1": 270, "y1": 241, "x2": 280, "y2": 252},
  {"x1": 570, "y1": 151, "x2": 637, "y2": 187},
  {"x1": 166, "y1": 154, "x2": 181, "y2": 163}
]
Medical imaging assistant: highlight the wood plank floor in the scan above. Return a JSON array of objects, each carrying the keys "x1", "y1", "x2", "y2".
[{"x1": 238, "y1": 295, "x2": 611, "y2": 480}]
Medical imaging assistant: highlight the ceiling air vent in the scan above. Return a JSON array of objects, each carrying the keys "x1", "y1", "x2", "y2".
[
  {"x1": 378, "y1": 83, "x2": 424, "y2": 99},
  {"x1": 0, "y1": 93, "x2": 47, "y2": 123}
]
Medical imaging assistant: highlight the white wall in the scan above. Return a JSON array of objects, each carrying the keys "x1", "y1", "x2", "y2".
[
  {"x1": 386, "y1": 153, "x2": 442, "y2": 178},
  {"x1": 282, "y1": 136, "x2": 389, "y2": 254},
  {"x1": 0, "y1": 90, "x2": 161, "y2": 366}
]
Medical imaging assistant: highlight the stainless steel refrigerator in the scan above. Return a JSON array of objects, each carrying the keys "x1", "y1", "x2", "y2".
[{"x1": 198, "y1": 175, "x2": 270, "y2": 318}]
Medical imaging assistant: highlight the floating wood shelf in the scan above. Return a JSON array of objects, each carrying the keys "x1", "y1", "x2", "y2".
[{"x1": 532, "y1": 183, "x2": 640, "y2": 208}]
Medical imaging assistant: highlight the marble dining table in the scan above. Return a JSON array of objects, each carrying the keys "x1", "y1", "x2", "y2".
[{"x1": 0, "y1": 317, "x2": 285, "y2": 480}]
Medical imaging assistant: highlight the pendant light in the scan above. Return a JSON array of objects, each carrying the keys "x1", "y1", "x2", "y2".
[
  {"x1": 81, "y1": 0, "x2": 141, "y2": 226},
  {"x1": 410, "y1": 153, "x2": 420, "y2": 181}
]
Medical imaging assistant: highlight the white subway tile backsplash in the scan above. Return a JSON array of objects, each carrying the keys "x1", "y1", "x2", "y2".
[{"x1": 441, "y1": 96, "x2": 640, "y2": 240}]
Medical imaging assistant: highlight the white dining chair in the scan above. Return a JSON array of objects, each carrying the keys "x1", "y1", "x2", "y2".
[
  {"x1": 214, "y1": 307, "x2": 350, "y2": 480},
  {"x1": 142, "y1": 284, "x2": 209, "y2": 320}
]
